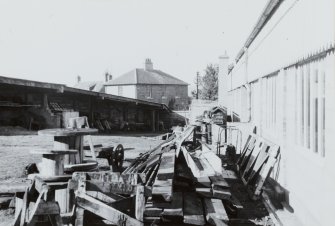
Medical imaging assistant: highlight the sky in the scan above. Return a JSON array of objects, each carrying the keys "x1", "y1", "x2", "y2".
[{"x1": 0, "y1": 0, "x2": 268, "y2": 92}]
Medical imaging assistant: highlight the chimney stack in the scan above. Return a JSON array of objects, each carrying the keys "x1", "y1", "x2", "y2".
[
  {"x1": 105, "y1": 72, "x2": 112, "y2": 82},
  {"x1": 145, "y1": 58, "x2": 153, "y2": 71},
  {"x1": 218, "y1": 52, "x2": 229, "y2": 107},
  {"x1": 77, "y1": 75, "x2": 81, "y2": 83}
]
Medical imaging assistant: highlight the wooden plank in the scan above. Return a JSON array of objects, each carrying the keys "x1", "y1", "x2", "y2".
[
  {"x1": 175, "y1": 125, "x2": 195, "y2": 157},
  {"x1": 75, "y1": 172, "x2": 86, "y2": 226},
  {"x1": 19, "y1": 188, "x2": 28, "y2": 226},
  {"x1": 13, "y1": 208, "x2": 22, "y2": 226},
  {"x1": 156, "y1": 151, "x2": 175, "y2": 180},
  {"x1": 27, "y1": 190, "x2": 45, "y2": 223},
  {"x1": 251, "y1": 145, "x2": 280, "y2": 198},
  {"x1": 143, "y1": 216, "x2": 160, "y2": 224},
  {"x1": 55, "y1": 188, "x2": 68, "y2": 213},
  {"x1": 204, "y1": 199, "x2": 228, "y2": 225},
  {"x1": 161, "y1": 192, "x2": 183, "y2": 222},
  {"x1": 144, "y1": 199, "x2": 163, "y2": 217},
  {"x1": 241, "y1": 140, "x2": 267, "y2": 183},
  {"x1": 86, "y1": 172, "x2": 145, "y2": 184},
  {"x1": 196, "y1": 177, "x2": 211, "y2": 188},
  {"x1": 196, "y1": 188, "x2": 213, "y2": 198},
  {"x1": 77, "y1": 194, "x2": 143, "y2": 226},
  {"x1": 183, "y1": 192, "x2": 205, "y2": 225},
  {"x1": 87, "y1": 135, "x2": 97, "y2": 161},
  {"x1": 29, "y1": 174, "x2": 72, "y2": 182},
  {"x1": 152, "y1": 150, "x2": 175, "y2": 202},
  {"x1": 237, "y1": 136, "x2": 257, "y2": 170},
  {"x1": 180, "y1": 147, "x2": 201, "y2": 178},
  {"x1": 152, "y1": 184, "x2": 173, "y2": 202},
  {"x1": 0, "y1": 183, "x2": 29, "y2": 194},
  {"x1": 34, "y1": 177, "x2": 50, "y2": 194},
  {"x1": 86, "y1": 191, "x2": 124, "y2": 203},
  {"x1": 86, "y1": 181, "x2": 137, "y2": 195},
  {"x1": 75, "y1": 207, "x2": 84, "y2": 226},
  {"x1": 209, "y1": 176, "x2": 229, "y2": 190},
  {"x1": 32, "y1": 200, "x2": 61, "y2": 216},
  {"x1": 221, "y1": 170, "x2": 238, "y2": 179},
  {"x1": 213, "y1": 189, "x2": 231, "y2": 201},
  {"x1": 135, "y1": 185, "x2": 145, "y2": 221},
  {"x1": 201, "y1": 149, "x2": 222, "y2": 175}
]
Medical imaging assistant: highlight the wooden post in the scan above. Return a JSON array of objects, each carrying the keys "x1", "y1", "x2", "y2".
[
  {"x1": 156, "y1": 111, "x2": 160, "y2": 132},
  {"x1": 151, "y1": 110, "x2": 156, "y2": 132},
  {"x1": 43, "y1": 93, "x2": 49, "y2": 110},
  {"x1": 75, "y1": 172, "x2": 86, "y2": 226},
  {"x1": 19, "y1": 188, "x2": 28, "y2": 226},
  {"x1": 55, "y1": 188, "x2": 68, "y2": 213},
  {"x1": 135, "y1": 185, "x2": 145, "y2": 221},
  {"x1": 40, "y1": 154, "x2": 65, "y2": 176}
]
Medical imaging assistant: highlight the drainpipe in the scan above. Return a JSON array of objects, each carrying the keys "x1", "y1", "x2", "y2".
[
  {"x1": 218, "y1": 52, "x2": 229, "y2": 108},
  {"x1": 243, "y1": 84, "x2": 252, "y2": 122},
  {"x1": 244, "y1": 47, "x2": 251, "y2": 122}
]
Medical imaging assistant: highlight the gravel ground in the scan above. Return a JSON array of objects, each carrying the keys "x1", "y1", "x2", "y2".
[{"x1": 0, "y1": 133, "x2": 163, "y2": 225}]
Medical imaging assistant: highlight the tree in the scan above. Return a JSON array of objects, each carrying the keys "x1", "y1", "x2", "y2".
[{"x1": 191, "y1": 64, "x2": 218, "y2": 100}]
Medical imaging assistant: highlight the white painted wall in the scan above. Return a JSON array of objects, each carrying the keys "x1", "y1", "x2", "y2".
[
  {"x1": 226, "y1": 0, "x2": 335, "y2": 225},
  {"x1": 105, "y1": 85, "x2": 136, "y2": 99},
  {"x1": 230, "y1": 0, "x2": 334, "y2": 89}
]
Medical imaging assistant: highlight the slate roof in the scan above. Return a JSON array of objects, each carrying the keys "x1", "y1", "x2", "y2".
[
  {"x1": 105, "y1": 69, "x2": 188, "y2": 86},
  {"x1": 73, "y1": 81, "x2": 105, "y2": 92}
]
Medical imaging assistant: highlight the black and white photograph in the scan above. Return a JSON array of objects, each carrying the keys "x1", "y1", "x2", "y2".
[{"x1": 0, "y1": 0, "x2": 333, "y2": 225}]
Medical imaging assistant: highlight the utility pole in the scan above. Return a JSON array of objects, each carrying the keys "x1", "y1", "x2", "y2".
[{"x1": 196, "y1": 71, "x2": 199, "y2": 99}]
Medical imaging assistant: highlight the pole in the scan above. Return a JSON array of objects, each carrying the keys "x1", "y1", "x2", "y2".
[{"x1": 196, "y1": 72, "x2": 199, "y2": 99}]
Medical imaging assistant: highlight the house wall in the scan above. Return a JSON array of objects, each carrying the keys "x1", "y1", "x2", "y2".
[
  {"x1": 136, "y1": 84, "x2": 189, "y2": 110},
  {"x1": 105, "y1": 85, "x2": 136, "y2": 99},
  {"x1": 225, "y1": 0, "x2": 335, "y2": 225}
]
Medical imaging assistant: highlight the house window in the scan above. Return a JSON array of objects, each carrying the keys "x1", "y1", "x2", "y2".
[
  {"x1": 118, "y1": 86, "x2": 123, "y2": 96},
  {"x1": 147, "y1": 85, "x2": 152, "y2": 98},
  {"x1": 162, "y1": 85, "x2": 166, "y2": 99}
]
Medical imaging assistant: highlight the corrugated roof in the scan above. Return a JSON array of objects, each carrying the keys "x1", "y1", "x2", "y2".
[{"x1": 105, "y1": 68, "x2": 188, "y2": 86}]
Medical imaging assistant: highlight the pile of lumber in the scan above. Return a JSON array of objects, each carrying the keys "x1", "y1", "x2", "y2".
[{"x1": 4, "y1": 124, "x2": 281, "y2": 226}]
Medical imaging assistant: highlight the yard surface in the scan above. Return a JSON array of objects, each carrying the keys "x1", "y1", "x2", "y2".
[{"x1": 0, "y1": 133, "x2": 163, "y2": 225}]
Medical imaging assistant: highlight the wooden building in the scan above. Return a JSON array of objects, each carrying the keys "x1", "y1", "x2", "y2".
[{"x1": 0, "y1": 75, "x2": 185, "y2": 132}]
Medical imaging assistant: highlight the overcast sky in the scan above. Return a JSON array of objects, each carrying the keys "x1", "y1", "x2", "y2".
[{"x1": 0, "y1": 0, "x2": 268, "y2": 91}]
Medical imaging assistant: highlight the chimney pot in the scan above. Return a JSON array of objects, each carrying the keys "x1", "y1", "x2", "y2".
[
  {"x1": 145, "y1": 58, "x2": 153, "y2": 71},
  {"x1": 105, "y1": 72, "x2": 112, "y2": 82}
]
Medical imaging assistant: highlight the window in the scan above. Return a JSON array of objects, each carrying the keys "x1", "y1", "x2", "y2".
[
  {"x1": 146, "y1": 85, "x2": 152, "y2": 99},
  {"x1": 291, "y1": 61, "x2": 326, "y2": 157},
  {"x1": 118, "y1": 86, "x2": 123, "y2": 96},
  {"x1": 148, "y1": 86, "x2": 152, "y2": 98}
]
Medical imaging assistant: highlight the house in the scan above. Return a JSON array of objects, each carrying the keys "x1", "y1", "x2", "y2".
[
  {"x1": 73, "y1": 74, "x2": 113, "y2": 93},
  {"x1": 105, "y1": 59, "x2": 189, "y2": 110},
  {"x1": 217, "y1": 0, "x2": 334, "y2": 225}
]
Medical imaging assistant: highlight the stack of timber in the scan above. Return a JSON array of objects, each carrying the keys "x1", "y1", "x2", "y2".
[{"x1": 4, "y1": 124, "x2": 281, "y2": 225}]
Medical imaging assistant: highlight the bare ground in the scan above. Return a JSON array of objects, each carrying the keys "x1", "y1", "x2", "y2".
[{"x1": 0, "y1": 134, "x2": 163, "y2": 225}]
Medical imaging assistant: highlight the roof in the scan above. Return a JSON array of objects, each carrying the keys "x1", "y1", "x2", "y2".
[
  {"x1": 105, "y1": 68, "x2": 188, "y2": 86},
  {"x1": 0, "y1": 75, "x2": 171, "y2": 111},
  {"x1": 74, "y1": 81, "x2": 105, "y2": 92},
  {"x1": 234, "y1": 0, "x2": 283, "y2": 65}
]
